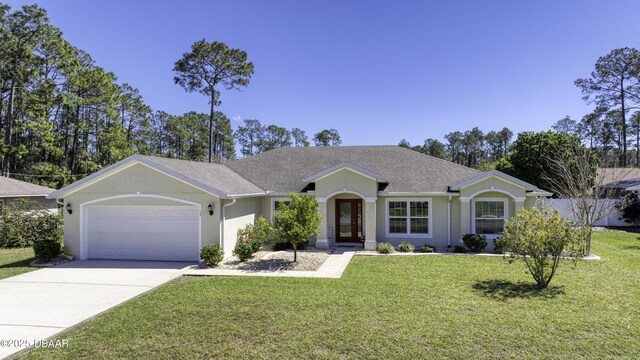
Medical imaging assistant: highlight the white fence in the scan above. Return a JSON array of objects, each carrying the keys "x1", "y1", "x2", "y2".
[{"x1": 547, "y1": 199, "x2": 629, "y2": 227}]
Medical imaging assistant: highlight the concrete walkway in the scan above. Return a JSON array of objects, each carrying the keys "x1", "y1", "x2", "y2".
[
  {"x1": 184, "y1": 248, "x2": 356, "y2": 279},
  {"x1": 0, "y1": 260, "x2": 191, "y2": 359}
]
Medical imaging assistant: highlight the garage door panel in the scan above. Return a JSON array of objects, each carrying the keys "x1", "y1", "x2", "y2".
[{"x1": 86, "y1": 206, "x2": 199, "y2": 261}]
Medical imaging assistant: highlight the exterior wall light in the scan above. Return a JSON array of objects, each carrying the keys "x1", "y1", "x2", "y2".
[
  {"x1": 66, "y1": 202, "x2": 72, "y2": 214},
  {"x1": 208, "y1": 203, "x2": 214, "y2": 216}
]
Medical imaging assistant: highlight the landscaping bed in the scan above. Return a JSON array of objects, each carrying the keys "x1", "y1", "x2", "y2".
[{"x1": 202, "y1": 249, "x2": 331, "y2": 271}]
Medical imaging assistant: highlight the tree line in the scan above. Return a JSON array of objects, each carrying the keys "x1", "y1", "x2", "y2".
[
  {"x1": 402, "y1": 47, "x2": 640, "y2": 170},
  {"x1": 0, "y1": 4, "x2": 341, "y2": 188}
]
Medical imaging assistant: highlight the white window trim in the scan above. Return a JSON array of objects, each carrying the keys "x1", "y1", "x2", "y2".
[
  {"x1": 472, "y1": 198, "x2": 508, "y2": 238},
  {"x1": 385, "y1": 198, "x2": 433, "y2": 238},
  {"x1": 270, "y1": 197, "x2": 290, "y2": 222}
]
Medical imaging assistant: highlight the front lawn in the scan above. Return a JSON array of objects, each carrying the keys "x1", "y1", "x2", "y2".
[
  {"x1": 22, "y1": 231, "x2": 640, "y2": 359},
  {"x1": 0, "y1": 247, "x2": 36, "y2": 280}
]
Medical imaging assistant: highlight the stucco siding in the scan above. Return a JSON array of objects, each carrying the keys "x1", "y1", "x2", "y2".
[
  {"x1": 61, "y1": 163, "x2": 220, "y2": 259},
  {"x1": 222, "y1": 197, "x2": 261, "y2": 256},
  {"x1": 459, "y1": 176, "x2": 527, "y2": 199},
  {"x1": 315, "y1": 169, "x2": 378, "y2": 199}
]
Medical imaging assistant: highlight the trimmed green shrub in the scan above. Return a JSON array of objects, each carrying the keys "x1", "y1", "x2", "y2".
[
  {"x1": 376, "y1": 242, "x2": 394, "y2": 254},
  {"x1": 462, "y1": 234, "x2": 488, "y2": 252},
  {"x1": 0, "y1": 199, "x2": 63, "y2": 248},
  {"x1": 33, "y1": 240, "x2": 61, "y2": 262},
  {"x1": 492, "y1": 237, "x2": 504, "y2": 253},
  {"x1": 420, "y1": 244, "x2": 436, "y2": 253},
  {"x1": 453, "y1": 245, "x2": 467, "y2": 253},
  {"x1": 200, "y1": 244, "x2": 224, "y2": 267},
  {"x1": 396, "y1": 241, "x2": 415, "y2": 253},
  {"x1": 233, "y1": 241, "x2": 255, "y2": 262}
]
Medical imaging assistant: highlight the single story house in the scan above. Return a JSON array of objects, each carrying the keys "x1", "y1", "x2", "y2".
[
  {"x1": 49, "y1": 146, "x2": 551, "y2": 261},
  {"x1": 0, "y1": 176, "x2": 57, "y2": 209}
]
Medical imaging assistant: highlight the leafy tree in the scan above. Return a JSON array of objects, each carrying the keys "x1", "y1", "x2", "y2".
[
  {"x1": 445, "y1": 131, "x2": 464, "y2": 164},
  {"x1": 313, "y1": 129, "x2": 341, "y2": 146},
  {"x1": 272, "y1": 194, "x2": 322, "y2": 262},
  {"x1": 235, "y1": 119, "x2": 263, "y2": 157},
  {"x1": 291, "y1": 128, "x2": 309, "y2": 147},
  {"x1": 496, "y1": 131, "x2": 593, "y2": 192},
  {"x1": 576, "y1": 48, "x2": 640, "y2": 167},
  {"x1": 258, "y1": 124, "x2": 292, "y2": 152},
  {"x1": 496, "y1": 206, "x2": 586, "y2": 288},
  {"x1": 551, "y1": 116, "x2": 579, "y2": 135},
  {"x1": 173, "y1": 39, "x2": 253, "y2": 163},
  {"x1": 424, "y1": 138, "x2": 447, "y2": 159}
]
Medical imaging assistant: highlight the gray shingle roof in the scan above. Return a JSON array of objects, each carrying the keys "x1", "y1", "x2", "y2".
[
  {"x1": 0, "y1": 176, "x2": 53, "y2": 197},
  {"x1": 226, "y1": 145, "x2": 480, "y2": 193},
  {"x1": 138, "y1": 156, "x2": 265, "y2": 196}
]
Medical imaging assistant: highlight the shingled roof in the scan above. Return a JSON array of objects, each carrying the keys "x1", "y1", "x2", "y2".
[
  {"x1": 0, "y1": 176, "x2": 54, "y2": 197},
  {"x1": 137, "y1": 155, "x2": 265, "y2": 196},
  {"x1": 226, "y1": 145, "x2": 480, "y2": 193}
]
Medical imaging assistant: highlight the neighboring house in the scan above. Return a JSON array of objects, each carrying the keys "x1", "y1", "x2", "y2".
[
  {"x1": 49, "y1": 146, "x2": 551, "y2": 261},
  {"x1": 0, "y1": 176, "x2": 57, "y2": 209}
]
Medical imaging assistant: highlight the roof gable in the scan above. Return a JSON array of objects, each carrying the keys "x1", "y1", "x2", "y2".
[
  {"x1": 303, "y1": 162, "x2": 389, "y2": 183},
  {"x1": 449, "y1": 170, "x2": 543, "y2": 192},
  {"x1": 48, "y1": 155, "x2": 265, "y2": 199}
]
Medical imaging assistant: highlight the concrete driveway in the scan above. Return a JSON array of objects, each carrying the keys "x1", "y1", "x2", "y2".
[{"x1": 0, "y1": 260, "x2": 192, "y2": 359}]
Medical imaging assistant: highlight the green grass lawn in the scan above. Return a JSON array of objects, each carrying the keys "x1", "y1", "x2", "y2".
[
  {"x1": 0, "y1": 247, "x2": 36, "y2": 280},
  {"x1": 22, "y1": 231, "x2": 640, "y2": 359}
]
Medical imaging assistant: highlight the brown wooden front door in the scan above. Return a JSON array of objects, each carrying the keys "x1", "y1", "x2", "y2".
[{"x1": 335, "y1": 199, "x2": 363, "y2": 242}]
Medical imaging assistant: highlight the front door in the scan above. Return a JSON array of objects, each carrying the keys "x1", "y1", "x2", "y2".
[{"x1": 335, "y1": 199, "x2": 363, "y2": 242}]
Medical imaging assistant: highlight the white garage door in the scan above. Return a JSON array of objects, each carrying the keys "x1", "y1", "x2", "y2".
[{"x1": 86, "y1": 206, "x2": 200, "y2": 261}]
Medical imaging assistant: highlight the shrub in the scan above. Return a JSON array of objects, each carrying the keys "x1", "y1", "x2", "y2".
[
  {"x1": 0, "y1": 199, "x2": 63, "y2": 248},
  {"x1": 453, "y1": 245, "x2": 467, "y2": 253},
  {"x1": 462, "y1": 233, "x2": 488, "y2": 252},
  {"x1": 420, "y1": 244, "x2": 436, "y2": 253},
  {"x1": 500, "y1": 207, "x2": 586, "y2": 288},
  {"x1": 200, "y1": 244, "x2": 224, "y2": 267},
  {"x1": 492, "y1": 237, "x2": 504, "y2": 253},
  {"x1": 233, "y1": 241, "x2": 256, "y2": 262},
  {"x1": 376, "y1": 242, "x2": 394, "y2": 254},
  {"x1": 234, "y1": 217, "x2": 274, "y2": 262},
  {"x1": 33, "y1": 240, "x2": 61, "y2": 262},
  {"x1": 396, "y1": 241, "x2": 415, "y2": 252}
]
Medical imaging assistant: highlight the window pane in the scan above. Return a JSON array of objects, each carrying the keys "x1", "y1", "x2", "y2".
[
  {"x1": 274, "y1": 201, "x2": 290, "y2": 211},
  {"x1": 388, "y1": 201, "x2": 407, "y2": 217},
  {"x1": 389, "y1": 218, "x2": 407, "y2": 234},
  {"x1": 475, "y1": 201, "x2": 504, "y2": 219},
  {"x1": 410, "y1": 201, "x2": 429, "y2": 217},
  {"x1": 475, "y1": 219, "x2": 504, "y2": 234},
  {"x1": 410, "y1": 218, "x2": 429, "y2": 234}
]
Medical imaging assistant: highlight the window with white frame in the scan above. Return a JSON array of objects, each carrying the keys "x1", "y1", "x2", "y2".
[
  {"x1": 387, "y1": 199, "x2": 431, "y2": 236},
  {"x1": 473, "y1": 199, "x2": 506, "y2": 235},
  {"x1": 271, "y1": 198, "x2": 290, "y2": 221}
]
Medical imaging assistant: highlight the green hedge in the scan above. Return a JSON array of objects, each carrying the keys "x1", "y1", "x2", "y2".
[{"x1": 0, "y1": 199, "x2": 63, "y2": 248}]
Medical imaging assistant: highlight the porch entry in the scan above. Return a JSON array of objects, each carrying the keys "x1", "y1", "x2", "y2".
[{"x1": 335, "y1": 199, "x2": 364, "y2": 242}]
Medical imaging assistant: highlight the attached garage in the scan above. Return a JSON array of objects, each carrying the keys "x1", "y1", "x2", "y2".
[{"x1": 83, "y1": 202, "x2": 201, "y2": 262}]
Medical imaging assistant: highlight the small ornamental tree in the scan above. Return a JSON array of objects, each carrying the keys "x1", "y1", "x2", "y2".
[
  {"x1": 496, "y1": 206, "x2": 586, "y2": 288},
  {"x1": 272, "y1": 194, "x2": 322, "y2": 262}
]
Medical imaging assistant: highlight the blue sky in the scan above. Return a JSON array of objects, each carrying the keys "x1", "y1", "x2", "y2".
[{"x1": 6, "y1": 0, "x2": 640, "y2": 146}]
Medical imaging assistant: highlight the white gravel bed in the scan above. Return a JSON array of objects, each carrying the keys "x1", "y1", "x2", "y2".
[{"x1": 212, "y1": 249, "x2": 331, "y2": 271}]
